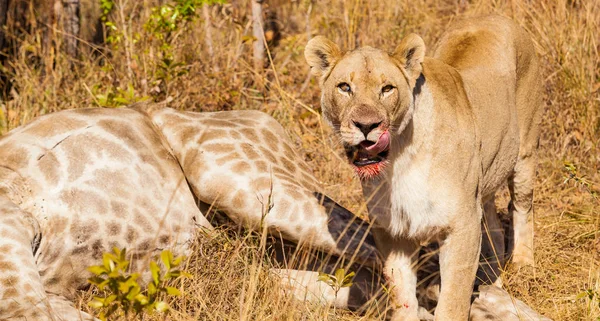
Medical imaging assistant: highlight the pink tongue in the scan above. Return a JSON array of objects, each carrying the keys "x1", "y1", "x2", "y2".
[{"x1": 364, "y1": 130, "x2": 390, "y2": 155}]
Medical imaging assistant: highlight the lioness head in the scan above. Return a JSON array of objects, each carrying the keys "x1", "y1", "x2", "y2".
[{"x1": 305, "y1": 34, "x2": 425, "y2": 180}]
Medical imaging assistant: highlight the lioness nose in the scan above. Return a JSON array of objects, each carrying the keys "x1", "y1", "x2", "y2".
[{"x1": 352, "y1": 120, "x2": 383, "y2": 138}]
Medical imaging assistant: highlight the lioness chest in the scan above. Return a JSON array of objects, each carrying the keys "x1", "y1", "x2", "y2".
[{"x1": 363, "y1": 151, "x2": 456, "y2": 240}]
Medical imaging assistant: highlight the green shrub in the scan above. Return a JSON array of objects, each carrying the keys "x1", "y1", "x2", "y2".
[{"x1": 87, "y1": 248, "x2": 191, "y2": 320}]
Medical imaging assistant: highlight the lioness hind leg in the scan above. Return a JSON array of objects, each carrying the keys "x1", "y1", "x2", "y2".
[
  {"x1": 478, "y1": 195, "x2": 505, "y2": 285},
  {"x1": 507, "y1": 155, "x2": 535, "y2": 267}
]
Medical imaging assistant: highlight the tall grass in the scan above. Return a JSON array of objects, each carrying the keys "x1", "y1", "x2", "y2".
[{"x1": 1, "y1": 0, "x2": 598, "y2": 319}]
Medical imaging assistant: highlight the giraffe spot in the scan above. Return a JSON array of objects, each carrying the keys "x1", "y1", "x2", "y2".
[
  {"x1": 204, "y1": 143, "x2": 235, "y2": 154},
  {"x1": 138, "y1": 239, "x2": 152, "y2": 251},
  {"x1": 210, "y1": 112, "x2": 236, "y2": 120},
  {"x1": 275, "y1": 199, "x2": 290, "y2": 217},
  {"x1": 273, "y1": 166, "x2": 294, "y2": 178},
  {"x1": 163, "y1": 113, "x2": 191, "y2": 124},
  {"x1": 239, "y1": 128, "x2": 260, "y2": 144},
  {"x1": 231, "y1": 191, "x2": 247, "y2": 209},
  {"x1": 0, "y1": 245, "x2": 12, "y2": 253},
  {"x1": 98, "y1": 119, "x2": 147, "y2": 151},
  {"x1": 255, "y1": 160, "x2": 268, "y2": 173},
  {"x1": 110, "y1": 201, "x2": 128, "y2": 217},
  {"x1": 206, "y1": 119, "x2": 237, "y2": 128},
  {"x1": 183, "y1": 148, "x2": 208, "y2": 178},
  {"x1": 286, "y1": 188, "x2": 305, "y2": 201},
  {"x1": 62, "y1": 188, "x2": 109, "y2": 216},
  {"x1": 159, "y1": 235, "x2": 171, "y2": 246},
  {"x1": 234, "y1": 119, "x2": 256, "y2": 126},
  {"x1": 38, "y1": 152, "x2": 61, "y2": 186},
  {"x1": 215, "y1": 152, "x2": 241, "y2": 166},
  {"x1": 251, "y1": 177, "x2": 272, "y2": 192},
  {"x1": 91, "y1": 239, "x2": 104, "y2": 259},
  {"x1": 231, "y1": 161, "x2": 251, "y2": 175},
  {"x1": 4, "y1": 301, "x2": 20, "y2": 313},
  {"x1": 62, "y1": 142, "x2": 88, "y2": 181},
  {"x1": 283, "y1": 143, "x2": 296, "y2": 157},
  {"x1": 178, "y1": 126, "x2": 200, "y2": 142},
  {"x1": 95, "y1": 168, "x2": 134, "y2": 198},
  {"x1": 2, "y1": 288, "x2": 18, "y2": 298},
  {"x1": 69, "y1": 218, "x2": 98, "y2": 242},
  {"x1": 0, "y1": 146, "x2": 28, "y2": 168},
  {"x1": 72, "y1": 108, "x2": 107, "y2": 115},
  {"x1": 240, "y1": 143, "x2": 259, "y2": 160},
  {"x1": 197, "y1": 129, "x2": 228, "y2": 143},
  {"x1": 258, "y1": 147, "x2": 278, "y2": 164},
  {"x1": 262, "y1": 130, "x2": 280, "y2": 151},
  {"x1": 71, "y1": 245, "x2": 88, "y2": 256},
  {"x1": 47, "y1": 216, "x2": 69, "y2": 234},
  {"x1": 280, "y1": 157, "x2": 297, "y2": 175},
  {"x1": 302, "y1": 201, "x2": 315, "y2": 216},
  {"x1": 134, "y1": 211, "x2": 154, "y2": 232},
  {"x1": 1, "y1": 276, "x2": 17, "y2": 286},
  {"x1": 230, "y1": 130, "x2": 242, "y2": 139},
  {"x1": 106, "y1": 221, "x2": 122, "y2": 236},
  {"x1": 22, "y1": 283, "x2": 33, "y2": 292},
  {"x1": 126, "y1": 226, "x2": 139, "y2": 243}
]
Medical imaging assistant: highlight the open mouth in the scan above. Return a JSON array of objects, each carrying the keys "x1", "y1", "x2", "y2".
[{"x1": 344, "y1": 131, "x2": 390, "y2": 180}]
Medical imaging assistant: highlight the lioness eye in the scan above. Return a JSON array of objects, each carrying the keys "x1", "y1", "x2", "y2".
[
  {"x1": 382, "y1": 85, "x2": 395, "y2": 93},
  {"x1": 337, "y1": 82, "x2": 352, "y2": 93}
]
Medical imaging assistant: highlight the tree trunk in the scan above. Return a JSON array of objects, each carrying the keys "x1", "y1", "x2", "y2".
[
  {"x1": 251, "y1": 0, "x2": 264, "y2": 72},
  {"x1": 0, "y1": 0, "x2": 8, "y2": 52},
  {"x1": 61, "y1": 0, "x2": 80, "y2": 61},
  {"x1": 202, "y1": 3, "x2": 218, "y2": 71}
]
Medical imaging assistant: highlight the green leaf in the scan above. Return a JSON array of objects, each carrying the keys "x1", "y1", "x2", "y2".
[
  {"x1": 87, "y1": 276, "x2": 106, "y2": 286},
  {"x1": 166, "y1": 286, "x2": 181, "y2": 296},
  {"x1": 155, "y1": 301, "x2": 170, "y2": 312},
  {"x1": 105, "y1": 294, "x2": 117, "y2": 304},
  {"x1": 87, "y1": 265, "x2": 107, "y2": 275},
  {"x1": 88, "y1": 299, "x2": 105, "y2": 308},
  {"x1": 161, "y1": 250, "x2": 173, "y2": 270},
  {"x1": 150, "y1": 261, "x2": 160, "y2": 284},
  {"x1": 135, "y1": 293, "x2": 149, "y2": 305},
  {"x1": 148, "y1": 280, "x2": 158, "y2": 295},
  {"x1": 317, "y1": 272, "x2": 331, "y2": 282}
]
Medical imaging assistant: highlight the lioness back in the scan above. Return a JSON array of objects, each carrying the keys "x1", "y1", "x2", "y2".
[{"x1": 433, "y1": 15, "x2": 542, "y2": 197}]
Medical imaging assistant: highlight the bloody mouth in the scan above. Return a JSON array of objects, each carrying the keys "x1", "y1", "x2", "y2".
[{"x1": 344, "y1": 131, "x2": 390, "y2": 180}]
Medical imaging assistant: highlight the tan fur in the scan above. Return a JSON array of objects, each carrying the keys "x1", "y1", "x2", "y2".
[{"x1": 305, "y1": 15, "x2": 542, "y2": 320}]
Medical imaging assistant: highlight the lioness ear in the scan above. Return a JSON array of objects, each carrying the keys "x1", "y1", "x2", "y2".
[
  {"x1": 304, "y1": 36, "x2": 342, "y2": 80},
  {"x1": 393, "y1": 33, "x2": 426, "y2": 83}
]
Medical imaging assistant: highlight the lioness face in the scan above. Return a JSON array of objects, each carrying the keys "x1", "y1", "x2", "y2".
[{"x1": 305, "y1": 35, "x2": 426, "y2": 179}]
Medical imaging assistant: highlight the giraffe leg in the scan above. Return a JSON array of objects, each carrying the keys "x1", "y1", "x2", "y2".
[
  {"x1": 0, "y1": 196, "x2": 95, "y2": 321},
  {"x1": 269, "y1": 237, "x2": 384, "y2": 312}
]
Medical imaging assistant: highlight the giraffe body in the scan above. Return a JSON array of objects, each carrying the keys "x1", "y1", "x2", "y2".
[{"x1": 0, "y1": 105, "x2": 378, "y2": 320}]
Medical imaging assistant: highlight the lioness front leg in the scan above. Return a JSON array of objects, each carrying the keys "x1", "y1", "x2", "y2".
[
  {"x1": 435, "y1": 205, "x2": 482, "y2": 320},
  {"x1": 373, "y1": 228, "x2": 420, "y2": 321}
]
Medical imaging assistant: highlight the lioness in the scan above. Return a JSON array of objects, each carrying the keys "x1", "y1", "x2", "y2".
[{"x1": 305, "y1": 15, "x2": 542, "y2": 320}]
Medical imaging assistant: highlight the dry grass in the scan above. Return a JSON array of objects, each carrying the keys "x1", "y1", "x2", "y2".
[{"x1": 0, "y1": 0, "x2": 598, "y2": 320}]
